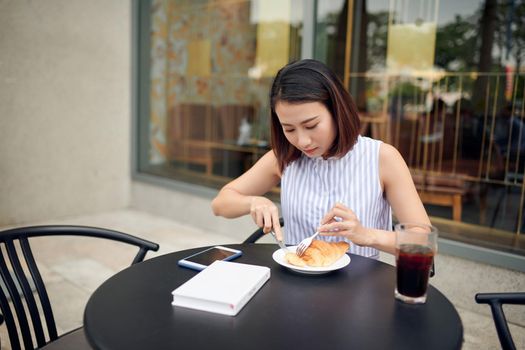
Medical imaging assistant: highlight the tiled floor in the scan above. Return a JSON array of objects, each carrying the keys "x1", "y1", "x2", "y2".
[{"x1": 0, "y1": 209, "x2": 524, "y2": 349}]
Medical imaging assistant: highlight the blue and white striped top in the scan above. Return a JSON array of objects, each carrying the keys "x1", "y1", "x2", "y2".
[{"x1": 280, "y1": 136, "x2": 392, "y2": 259}]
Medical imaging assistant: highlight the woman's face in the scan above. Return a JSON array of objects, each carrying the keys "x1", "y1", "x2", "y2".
[{"x1": 275, "y1": 101, "x2": 337, "y2": 158}]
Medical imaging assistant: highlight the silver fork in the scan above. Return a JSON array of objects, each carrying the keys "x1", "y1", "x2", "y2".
[{"x1": 296, "y1": 231, "x2": 320, "y2": 256}]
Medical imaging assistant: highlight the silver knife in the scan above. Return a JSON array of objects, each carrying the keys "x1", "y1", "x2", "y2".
[{"x1": 270, "y1": 230, "x2": 288, "y2": 252}]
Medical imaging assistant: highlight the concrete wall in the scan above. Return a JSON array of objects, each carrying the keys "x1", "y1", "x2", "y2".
[
  {"x1": 0, "y1": 1, "x2": 131, "y2": 225},
  {"x1": 131, "y1": 181, "x2": 260, "y2": 242}
]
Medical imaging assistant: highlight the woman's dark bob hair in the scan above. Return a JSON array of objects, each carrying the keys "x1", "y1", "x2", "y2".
[{"x1": 269, "y1": 59, "x2": 361, "y2": 172}]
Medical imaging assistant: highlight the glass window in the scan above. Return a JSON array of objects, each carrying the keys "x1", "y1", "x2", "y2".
[
  {"x1": 136, "y1": 0, "x2": 525, "y2": 257},
  {"x1": 137, "y1": 0, "x2": 302, "y2": 189},
  {"x1": 353, "y1": 0, "x2": 525, "y2": 255},
  {"x1": 314, "y1": 0, "x2": 348, "y2": 77}
]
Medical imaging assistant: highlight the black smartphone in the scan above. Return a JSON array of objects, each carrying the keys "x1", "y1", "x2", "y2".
[{"x1": 177, "y1": 246, "x2": 242, "y2": 271}]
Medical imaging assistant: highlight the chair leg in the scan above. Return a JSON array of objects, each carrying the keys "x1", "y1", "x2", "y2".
[
  {"x1": 452, "y1": 194, "x2": 462, "y2": 221},
  {"x1": 489, "y1": 303, "x2": 516, "y2": 350},
  {"x1": 490, "y1": 186, "x2": 507, "y2": 228},
  {"x1": 479, "y1": 184, "x2": 488, "y2": 225}
]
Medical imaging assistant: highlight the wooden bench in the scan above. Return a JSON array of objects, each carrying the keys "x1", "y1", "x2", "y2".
[
  {"x1": 411, "y1": 170, "x2": 467, "y2": 221},
  {"x1": 167, "y1": 104, "x2": 256, "y2": 176}
]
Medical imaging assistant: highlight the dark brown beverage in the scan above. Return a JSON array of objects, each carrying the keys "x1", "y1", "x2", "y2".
[{"x1": 396, "y1": 244, "x2": 434, "y2": 297}]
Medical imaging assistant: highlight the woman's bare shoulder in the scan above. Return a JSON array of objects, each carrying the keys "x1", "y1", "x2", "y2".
[
  {"x1": 379, "y1": 142, "x2": 405, "y2": 166},
  {"x1": 379, "y1": 142, "x2": 400, "y2": 157},
  {"x1": 378, "y1": 142, "x2": 411, "y2": 184},
  {"x1": 247, "y1": 150, "x2": 281, "y2": 178}
]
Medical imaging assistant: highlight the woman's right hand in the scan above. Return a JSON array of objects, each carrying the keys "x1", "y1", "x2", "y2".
[{"x1": 250, "y1": 196, "x2": 283, "y2": 240}]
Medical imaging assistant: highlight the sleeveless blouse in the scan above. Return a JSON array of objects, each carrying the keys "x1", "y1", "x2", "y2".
[{"x1": 280, "y1": 136, "x2": 392, "y2": 259}]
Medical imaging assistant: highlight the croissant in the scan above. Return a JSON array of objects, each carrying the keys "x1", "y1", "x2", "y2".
[{"x1": 285, "y1": 240, "x2": 349, "y2": 267}]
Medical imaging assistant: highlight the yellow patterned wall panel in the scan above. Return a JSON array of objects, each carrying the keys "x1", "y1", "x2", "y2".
[
  {"x1": 187, "y1": 40, "x2": 211, "y2": 76},
  {"x1": 255, "y1": 0, "x2": 291, "y2": 77},
  {"x1": 149, "y1": 0, "x2": 289, "y2": 163}
]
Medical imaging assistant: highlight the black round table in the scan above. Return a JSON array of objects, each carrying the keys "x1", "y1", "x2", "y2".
[{"x1": 83, "y1": 244, "x2": 463, "y2": 350}]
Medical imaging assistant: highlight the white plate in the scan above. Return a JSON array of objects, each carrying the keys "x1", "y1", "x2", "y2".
[{"x1": 272, "y1": 245, "x2": 351, "y2": 275}]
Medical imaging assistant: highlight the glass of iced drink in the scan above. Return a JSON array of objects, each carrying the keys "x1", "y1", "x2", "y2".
[{"x1": 394, "y1": 223, "x2": 437, "y2": 304}]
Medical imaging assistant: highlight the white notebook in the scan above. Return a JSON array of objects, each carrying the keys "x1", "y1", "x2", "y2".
[{"x1": 171, "y1": 260, "x2": 270, "y2": 316}]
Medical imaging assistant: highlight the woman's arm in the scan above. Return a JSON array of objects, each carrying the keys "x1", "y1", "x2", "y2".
[
  {"x1": 211, "y1": 150, "x2": 283, "y2": 237},
  {"x1": 380, "y1": 143, "x2": 430, "y2": 224},
  {"x1": 372, "y1": 143, "x2": 430, "y2": 253}
]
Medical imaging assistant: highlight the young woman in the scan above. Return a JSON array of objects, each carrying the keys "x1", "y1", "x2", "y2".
[{"x1": 212, "y1": 59, "x2": 430, "y2": 258}]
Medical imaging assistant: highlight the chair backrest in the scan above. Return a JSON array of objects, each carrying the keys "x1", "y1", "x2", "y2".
[
  {"x1": 243, "y1": 218, "x2": 284, "y2": 243},
  {"x1": 0, "y1": 225, "x2": 159, "y2": 350},
  {"x1": 475, "y1": 292, "x2": 525, "y2": 350}
]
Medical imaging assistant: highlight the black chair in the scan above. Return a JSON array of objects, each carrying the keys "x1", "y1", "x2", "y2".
[
  {"x1": 243, "y1": 218, "x2": 284, "y2": 243},
  {"x1": 475, "y1": 292, "x2": 525, "y2": 350},
  {"x1": 0, "y1": 225, "x2": 159, "y2": 350}
]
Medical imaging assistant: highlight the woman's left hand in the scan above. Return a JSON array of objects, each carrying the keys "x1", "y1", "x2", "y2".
[{"x1": 318, "y1": 202, "x2": 373, "y2": 247}]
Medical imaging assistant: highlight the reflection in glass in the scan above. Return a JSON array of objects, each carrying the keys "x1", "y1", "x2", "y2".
[
  {"x1": 137, "y1": 0, "x2": 525, "y2": 255},
  {"x1": 140, "y1": 0, "x2": 302, "y2": 186},
  {"x1": 354, "y1": 0, "x2": 525, "y2": 254}
]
